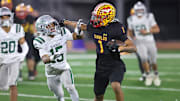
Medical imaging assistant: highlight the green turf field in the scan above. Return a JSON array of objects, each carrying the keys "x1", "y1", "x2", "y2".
[{"x1": 0, "y1": 51, "x2": 180, "y2": 101}]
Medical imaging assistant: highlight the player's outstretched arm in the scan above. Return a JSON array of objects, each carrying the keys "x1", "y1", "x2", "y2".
[
  {"x1": 119, "y1": 39, "x2": 136, "y2": 53},
  {"x1": 64, "y1": 20, "x2": 87, "y2": 31}
]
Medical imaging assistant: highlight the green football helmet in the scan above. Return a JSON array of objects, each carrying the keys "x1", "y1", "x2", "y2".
[{"x1": 35, "y1": 15, "x2": 60, "y2": 36}]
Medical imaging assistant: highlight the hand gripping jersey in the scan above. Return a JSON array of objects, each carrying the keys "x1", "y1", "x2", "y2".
[
  {"x1": 0, "y1": 24, "x2": 24, "y2": 64},
  {"x1": 33, "y1": 27, "x2": 73, "y2": 76},
  {"x1": 127, "y1": 13, "x2": 157, "y2": 41}
]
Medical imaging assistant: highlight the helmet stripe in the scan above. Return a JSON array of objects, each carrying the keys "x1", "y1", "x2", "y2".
[
  {"x1": 34, "y1": 38, "x2": 43, "y2": 44},
  {"x1": 37, "y1": 37, "x2": 45, "y2": 43}
]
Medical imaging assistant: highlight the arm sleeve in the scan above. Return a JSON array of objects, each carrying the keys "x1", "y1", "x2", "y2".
[{"x1": 149, "y1": 13, "x2": 157, "y2": 27}]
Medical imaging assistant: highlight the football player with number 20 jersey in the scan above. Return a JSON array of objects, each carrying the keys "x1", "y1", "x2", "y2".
[{"x1": 0, "y1": 7, "x2": 29, "y2": 101}]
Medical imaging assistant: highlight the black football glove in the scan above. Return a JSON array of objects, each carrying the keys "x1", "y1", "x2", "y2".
[
  {"x1": 106, "y1": 39, "x2": 120, "y2": 53},
  {"x1": 58, "y1": 19, "x2": 65, "y2": 27}
]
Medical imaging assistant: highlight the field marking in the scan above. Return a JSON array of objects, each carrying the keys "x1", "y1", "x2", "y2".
[
  {"x1": 0, "y1": 93, "x2": 114, "y2": 101},
  {"x1": 22, "y1": 53, "x2": 180, "y2": 67},
  {"x1": 34, "y1": 70, "x2": 180, "y2": 77},
  {"x1": 66, "y1": 53, "x2": 180, "y2": 60},
  {"x1": 18, "y1": 81, "x2": 180, "y2": 92}
]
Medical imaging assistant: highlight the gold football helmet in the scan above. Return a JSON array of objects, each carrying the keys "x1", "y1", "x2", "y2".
[
  {"x1": 90, "y1": 2, "x2": 116, "y2": 28},
  {"x1": 1, "y1": 0, "x2": 13, "y2": 10}
]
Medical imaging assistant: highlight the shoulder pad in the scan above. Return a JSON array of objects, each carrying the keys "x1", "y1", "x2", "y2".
[
  {"x1": 146, "y1": 13, "x2": 154, "y2": 19},
  {"x1": 111, "y1": 18, "x2": 120, "y2": 23},
  {"x1": 33, "y1": 36, "x2": 45, "y2": 49}
]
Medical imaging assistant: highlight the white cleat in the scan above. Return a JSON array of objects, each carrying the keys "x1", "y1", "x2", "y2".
[
  {"x1": 145, "y1": 74, "x2": 153, "y2": 86},
  {"x1": 18, "y1": 77, "x2": 23, "y2": 82},
  {"x1": 139, "y1": 73, "x2": 146, "y2": 81},
  {"x1": 28, "y1": 76, "x2": 35, "y2": 80},
  {"x1": 153, "y1": 75, "x2": 161, "y2": 87}
]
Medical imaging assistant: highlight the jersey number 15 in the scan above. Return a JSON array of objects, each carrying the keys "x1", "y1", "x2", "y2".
[{"x1": 50, "y1": 45, "x2": 64, "y2": 63}]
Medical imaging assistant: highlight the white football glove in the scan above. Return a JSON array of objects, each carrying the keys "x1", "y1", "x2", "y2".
[{"x1": 74, "y1": 19, "x2": 84, "y2": 36}]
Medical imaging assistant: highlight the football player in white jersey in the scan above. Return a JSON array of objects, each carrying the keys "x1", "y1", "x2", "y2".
[
  {"x1": 33, "y1": 15, "x2": 82, "y2": 101},
  {"x1": 0, "y1": 7, "x2": 29, "y2": 101},
  {"x1": 127, "y1": 8, "x2": 146, "y2": 81},
  {"x1": 127, "y1": 1, "x2": 161, "y2": 86}
]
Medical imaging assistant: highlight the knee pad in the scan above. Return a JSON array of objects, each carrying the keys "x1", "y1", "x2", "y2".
[
  {"x1": 48, "y1": 83, "x2": 64, "y2": 98},
  {"x1": 66, "y1": 85, "x2": 76, "y2": 94}
]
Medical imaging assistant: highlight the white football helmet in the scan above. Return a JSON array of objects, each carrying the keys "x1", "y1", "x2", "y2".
[
  {"x1": 133, "y1": 1, "x2": 147, "y2": 17},
  {"x1": 35, "y1": 15, "x2": 60, "y2": 36},
  {"x1": 0, "y1": 7, "x2": 14, "y2": 27}
]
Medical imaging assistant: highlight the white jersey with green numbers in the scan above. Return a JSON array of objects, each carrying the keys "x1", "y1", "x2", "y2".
[
  {"x1": 33, "y1": 27, "x2": 73, "y2": 77},
  {"x1": 127, "y1": 13, "x2": 157, "y2": 41},
  {"x1": 0, "y1": 24, "x2": 24, "y2": 64}
]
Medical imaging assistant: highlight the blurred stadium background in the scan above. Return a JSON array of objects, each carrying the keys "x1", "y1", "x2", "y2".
[
  {"x1": 0, "y1": 0, "x2": 180, "y2": 101},
  {"x1": 12, "y1": 0, "x2": 180, "y2": 50}
]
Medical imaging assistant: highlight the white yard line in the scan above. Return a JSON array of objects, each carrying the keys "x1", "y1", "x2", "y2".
[
  {"x1": 66, "y1": 53, "x2": 180, "y2": 60},
  {"x1": 27, "y1": 53, "x2": 180, "y2": 66},
  {"x1": 0, "y1": 92, "x2": 114, "y2": 101},
  {"x1": 18, "y1": 81, "x2": 180, "y2": 92}
]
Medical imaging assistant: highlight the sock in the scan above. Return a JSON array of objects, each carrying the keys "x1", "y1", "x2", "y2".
[
  {"x1": 154, "y1": 71, "x2": 159, "y2": 75},
  {"x1": 28, "y1": 71, "x2": 34, "y2": 77},
  {"x1": 146, "y1": 72, "x2": 150, "y2": 76}
]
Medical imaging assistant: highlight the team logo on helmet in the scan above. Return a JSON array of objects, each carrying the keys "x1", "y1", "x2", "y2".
[{"x1": 91, "y1": 3, "x2": 116, "y2": 28}]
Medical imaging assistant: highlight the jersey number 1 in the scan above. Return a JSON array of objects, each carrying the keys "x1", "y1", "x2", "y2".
[
  {"x1": 50, "y1": 46, "x2": 64, "y2": 63},
  {"x1": 98, "y1": 40, "x2": 104, "y2": 53}
]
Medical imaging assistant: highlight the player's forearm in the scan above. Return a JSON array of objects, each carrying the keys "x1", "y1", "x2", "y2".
[
  {"x1": 119, "y1": 46, "x2": 136, "y2": 53},
  {"x1": 64, "y1": 20, "x2": 87, "y2": 31},
  {"x1": 64, "y1": 20, "x2": 77, "y2": 28},
  {"x1": 150, "y1": 25, "x2": 160, "y2": 34},
  {"x1": 119, "y1": 39, "x2": 137, "y2": 53}
]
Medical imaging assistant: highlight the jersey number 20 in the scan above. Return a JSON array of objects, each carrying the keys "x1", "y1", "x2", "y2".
[{"x1": 1, "y1": 41, "x2": 16, "y2": 54}]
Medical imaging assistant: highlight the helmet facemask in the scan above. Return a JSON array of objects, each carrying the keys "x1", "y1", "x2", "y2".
[
  {"x1": 45, "y1": 21, "x2": 60, "y2": 36},
  {"x1": 90, "y1": 12, "x2": 103, "y2": 28},
  {"x1": 0, "y1": 7, "x2": 14, "y2": 27},
  {"x1": 134, "y1": 2, "x2": 147, "y2": 17},
  {"x1": 35, "y1": 15, "x2": 60, "y2": 36}
]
